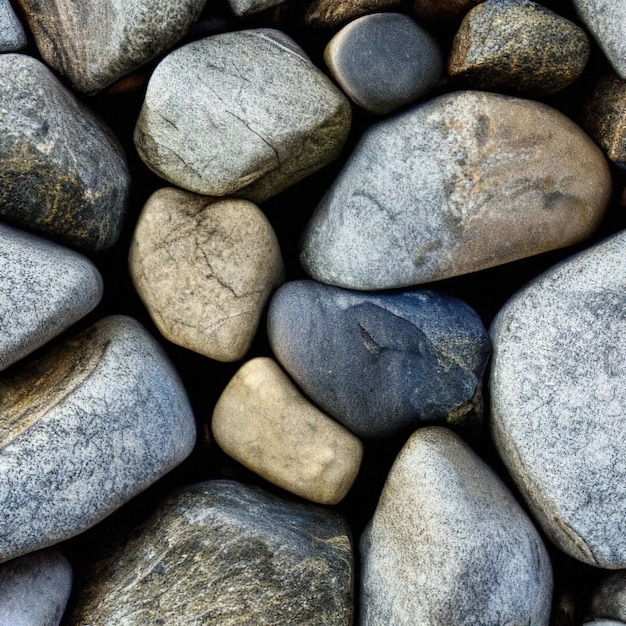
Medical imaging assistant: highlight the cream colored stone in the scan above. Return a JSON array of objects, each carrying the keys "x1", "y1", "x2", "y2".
[
  {"x1": 212, "y1": 357, "x2": 363, "y2": 505},
  {"x1": 130, "y1": 188, "x2": 284, "y2": 362}
]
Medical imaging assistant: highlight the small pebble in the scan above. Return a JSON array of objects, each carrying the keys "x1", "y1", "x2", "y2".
[{"x1": 0, "y1": 0, "x2": 26, "y2": 51}]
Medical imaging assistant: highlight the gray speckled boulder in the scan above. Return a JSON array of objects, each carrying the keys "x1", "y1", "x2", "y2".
[
  {"x1": 590, "y1": 571, "x2": 626, "y2": 622},
  {"x1": 0, "y1": 223, "x2": 102, "y2": 372},
  {"x1": 134, "y1": 29, "x2": 351, "y2": 203},
  {"x1": 360, "y1": 427, "x2": 552, "y2": 625},
  {"x1": 0, "y1": 315, "x2": 196, "y2": 563},
  {"x1": 71, "y1": 480, "x2": 354, "y2": 625},
  {"x1": 0, "y1": 549, "x2": 72, "y2": 626},
  {"x1": 0, "y1": 54, "x2": 130, "y2": 251},
  {"x1": 16, "y1": 0, "x2": 205, "y2": 93},
  {"x1": 268, "y1": 280, "x2": 490, "y2": 438},
  {"x1": 0, "y1": 0, "x2": 26, "y2": 51},
  {"x1": 301, "y1": 91, "x2": 610, "y2": 290},
  {"x1": 491, "y1": 230, "x2": 626, "y2": 568}
]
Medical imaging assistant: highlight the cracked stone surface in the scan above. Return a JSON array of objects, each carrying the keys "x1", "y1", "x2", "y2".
[
  {"x1": 268, "y1": 280, "x2": 490, "y2": 439},
  {"x1": 15, "y1": 0, "x2": 205, "y2": 93},
  {"x1": 589, "y1": 571, "x2": 626, "y2": 622},
  {"x1": 212, "y1": 357, "x2": 363, "y2": 504},
  {"x1": 490, "y1": 230, "x2": 626, "y2": 568},
  {"x1": 360, "y1": 427, "x2": 553, "y2": 626},
  {"x1": 70, "y1": 480, "x2": 354, "y2": 625},
  {"x1": 0, "y1": 0, "x2": 26, "y2": 51},
  {"x1": 0, "y1": 223, "x2": 102, "y2": 372},
  {"x1": 130, "y1": 188, "x2": 284, "y2": 362},
  {"x1": 0, "y1": 549, "x2": 72, "y2": 626},
  {"x1": 300, "y1": 91, "x2": 611, "y2": 289},
  {"x1": 134, "y1": 28, "x2": 351, "y2": 202},
  {"x1": 0, "y1": 315, "x2": 196, "y2": 563},
  {"x1": 0, "y1": 54, "x2": 130, "y2": 251}
]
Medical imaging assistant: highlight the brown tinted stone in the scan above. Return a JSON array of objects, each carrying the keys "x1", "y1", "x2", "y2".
[
  {"x1": 414, "y1": 0, "x2": 481, "y2": 20},
  {"x1": 586, "y1": 76, "x2": 626, "y2": 166},
  {"x1": 305, "y1": 0, "x2": 406, "y2": 29}
]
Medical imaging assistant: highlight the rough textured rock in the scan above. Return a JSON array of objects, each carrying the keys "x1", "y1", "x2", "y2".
[
  {"x1": 448, "y1": 0, "x2": 590, "y2": 95},
  {"x1": 227, "y1": 0, "x2": 285, "y2": 17},
  {"x1": 0, "y1": 315, "x2": 196, "y2": 563},
  {"x1": 130, "y1": 188, "x2": 284, "y2": 362},
  {"x1": 590, "y1": 572, "x2": 626, "y2": 622},
  {"x1": 134, "y1": 29, "x2": 351, "y2": 203},
  {"x1": 301, "y1": 90, "x2": 611, "y2": 289},
  {"x1": 304, "y1": 0, "x2": 404, "y2": 28},
  {"x1": 490, "y1": 230, "x2": 626, "y2": 568},
  {"x1": 212, "y1": 357, "x2": 363, "y2": 504},
  {"x1": 0, "y1": 54, "x2": 130, "y2": 251},
  {"x1": 16, "y1": 0, "x2": 205, "y2": 93},
  {"x1": 414, "y1": 0, "x2": 481, "y2": 20},
  {"x1": 584, "y1": 621, "x2": 625, "y2": 626},
  {"x1": 268, "y1": 280, "x2": 489, "y2": 438},
  {"x1": 0, "y1": 0, "x2": 26, "y2": 51},
  {"x1": 325, "y1": 13, "x2": 442, "y2": 115},
  {"x1": 360, "y1": 427, "x2": 552, "y2": 625},
  {"x1": 70, "y1": 480, "x2": 354, "y2": 625},
  {"x1": 0, "y1": 223, "x2": 102, "y2": 372},
  {"x1": 0, "y1": 549, "x2": 72, "y2": 626}
]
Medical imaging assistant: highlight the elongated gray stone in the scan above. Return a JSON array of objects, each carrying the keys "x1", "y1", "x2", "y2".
[
  {"x1": 0, "y1": 315, "x2": 196, "y2": 563},
  {"x1": 491, "y1": 231, "x2": 626, "y2": 567},
  {"x1": 0, "y1": 223, "x2": 102, "y2": 371},
  {"x1": 0, "y1": 0, "x2": 26, "y2": 51}
]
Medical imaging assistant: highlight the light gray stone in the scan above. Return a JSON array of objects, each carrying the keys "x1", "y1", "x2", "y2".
[
  {"x1": 134, "y1": 29, "x2": 351, "y2": 203},
  {"x1": 584, "y1": 621, "x2": 625, "y2": 626},
  {"x1": 490, "y1": 230, "x2": 626, "y2": 568},
  {"x1": 0, "y1": 223, "x2": 102, "y2": 372},
  {"x1": 16, "y1": 0, "x2": 206, "y2": 93},
  {"x1": 360, "y1": 427, "x2": 552, "y2": 625},
  {"x1": 301, "y1": 91, "x2": 611, "y2": 289},
  {"x1": 0, "y1": 0, "x2": 26, "y2": 51},
  {"x1": 0, "y1": 549, "x2": 72, "y2": 626},
  {"x1": 0, "y1": 315, "x2": 196, "y2": 563},
  {"x1": 227, "y1": 0, "x2": 284, "y2": 17}
]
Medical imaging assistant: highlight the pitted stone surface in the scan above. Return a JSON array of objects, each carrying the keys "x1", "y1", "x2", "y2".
[{"x1": 0, "y1": 0, "x2": 26, "y2": 51}]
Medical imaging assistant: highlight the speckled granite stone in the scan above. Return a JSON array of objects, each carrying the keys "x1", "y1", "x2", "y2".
[
  {"x1": 0, "y1": 549, "x2": 72, "y2": 626},
  {"x1": 0, "y1": 315, "x2": 196, "y2": 562},
  {"x1": 304, "y1": 0, "x2": 404, "y2": 28},
  {"x1": 268, "y1": 280, "x2": 489, "y2": 438},
  {"x1": 0, "y1": 0, "x2": 26, "y2": 51},
  {"x1": 0, "y1": 54, "x2": 130, "y2": 251},
  {"x1": 0, "y1": 223, "x2": 102, "y2": 371},
  {"x1": 589, "y1": 571, "x2": 626, "y2": 622},
  {"x1": 70, "y1": 480, "x2": 354, "y2": 625},
  {"x1": 360, "y1": 427, "x2": 553, "y2": 625},
  {"x1": 134, "y1": 29, "x2": 351, "y2": 202},
  {"x1": 491, "y1": 230, "x2": 626, "y2": 568},
  {"x1": 301, "y1": 91, "x2": 611, "y2": 289}
]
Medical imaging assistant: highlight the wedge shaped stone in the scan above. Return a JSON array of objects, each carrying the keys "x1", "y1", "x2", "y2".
[{"x1": 0, "y1": 0, "x2": 26, "y2": 51}]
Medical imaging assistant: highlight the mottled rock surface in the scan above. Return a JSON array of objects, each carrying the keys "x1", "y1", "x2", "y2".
[
  {"x1": 0, "y1": 0, "x2": 26, "y2": 51},
  {"x1": 361, "y1": 427, "x2": 553, "y2": 625},
  {"x1": 134, "y1": 29, "x2": 351, "y2": 202},
  {"x1": 301, "y1": 90, "x2": 611, "y2": 289},
  {"x1": 213, "y1": 357, "x2": 363, "y2": 504},
  {"x1": 304, "y1": 0, "x2": 404, "y2": 28},
  {"x1": 414, "y1": 0, "x2": 481, "y2": 20},
  {"x1": 325, "y1": 13, "x2": 442, "y2": 115},
  {"x1": 71, "y1": 480, "x2": 354, "y2": 625},
  {"x1": 130, "y1": 188, "x2": 284, "y2": 362},
  {"x1": 268, "y1": 281, "x2": 489, "y2": 438},
  {"x1": 0, "y1": 54, "x2": 130, "y2": 251},
  {"x1": 227, "y1": 0, "x2": 284, "y2": 17},
  {"x1": 491, "y1": 231, "x2": 626, "y2": 568},
  {"x1": 16, "y1": 0, "x2": 205, "y2": 93},
  {"x1": 0, "y1": 549, "x2": 72, "y2": 626},
  {"x1": 0, "y1": 315, "x2": 196, "y2": 562},
  {"x1": 590, "y1": 572, "x2": 626, "y2": 622}
]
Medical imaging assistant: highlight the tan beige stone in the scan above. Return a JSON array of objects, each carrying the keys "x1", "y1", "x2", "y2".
[
  {"x1": 212, "y1": 357, "x2": 363, "y2": 505},
  {"x1": 129, "y1": 188, "x2": 284, "y2": 362}
]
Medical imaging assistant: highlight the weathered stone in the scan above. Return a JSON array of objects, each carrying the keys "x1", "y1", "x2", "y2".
[
  {"x1": 325, "y1": 13, "x2": 442, "y2": 115},
  {"x1": 0, "y1": 223, "x2": 102, "y2": 372},
  {"x1": 227, "y1": 0, "x2": 284, "y2": 17},
  {"x1": 490, "y1": 230, "x2": 626, "y2": 568},
  {"x1": 0, "y1": 54, "x2": 130, "y2": 251},
  {"x1": 268, "y1": 280, "x2": 489, "y2": 438},
  {"x1": 0, "y1": 549, "x2": 72, "y2": 626},
  {"x1": 448, "y1": 0, "x2": 589, "y2": 95},
  {"x1": 134, "y1": 29, "x2": 351, "y2": 203},
  {"x1": 71, "y1": 480, "x2": 354, "y2": 625},
  {"x1": 16, "y1": 0, "x2": 205, "y2": 93},
  {"x1": 304, "y1": 0, "x2": 404, "y2": 28},
  {"x1": 130, "y1": 188, "x2": 284, "y2": 362},
  {"x1": 0, "y1": 315, "x2": 196, "y2": 562},
  {"x1": 590, "y1": 572, "x2": 626, "y2": 622},
  {"x1": 212, "y1": 357, "x2": 363, "y2": 504},
  {"x1": 414, "y1": 0, "x2": 481, "y2": 20},
  {"x1": 0, "y1": 0, "x2": 26, "y2": 51},
  {"x1": 301, "y1": 91, "x2": 611, "y2": 289},
  {"x1": 584, "y1": 621, "x2": 625, "y2": 626}
]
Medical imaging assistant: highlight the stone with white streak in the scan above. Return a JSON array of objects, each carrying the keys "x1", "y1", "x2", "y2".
[{"x1": 0, "y1": 0, "x2": 26, "y2": 51}]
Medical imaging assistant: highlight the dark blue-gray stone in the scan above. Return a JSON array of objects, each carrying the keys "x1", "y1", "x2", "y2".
[{"x1": 267, "y1": 280, "x2": 490, "y2": 439}]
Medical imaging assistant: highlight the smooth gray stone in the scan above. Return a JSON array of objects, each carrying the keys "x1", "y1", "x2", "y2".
[
  {"x1": 0, "y1": 0, "x2": 26, "y2": 51},
  {"x1": 134, "y1": 29, "x2": 351, "y2": 203},
  {"x1": 0, "y1": 549, "x2": 72, "y2": 626},
  {"x1": 0, "y1": 223, "x2": 102, "y2": 371},
  {"x1": 0, "y1": 54, "x2": 130, "y2": 251},
  {"x1": 71, "y1": 480, "x2": 354, "y2": 625},
  {"x1": 0, "y1": 315, "x2": 196, "y2": 563},
  {"x1": 589, "y1": 571, "x2": 626, "y2": 622},
  {"x1": 491, "y1": 230, "x2": 626, "y2": 568},
  {"x1": 360, "y1": 427, "x2": 552, "y2": 625}
]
